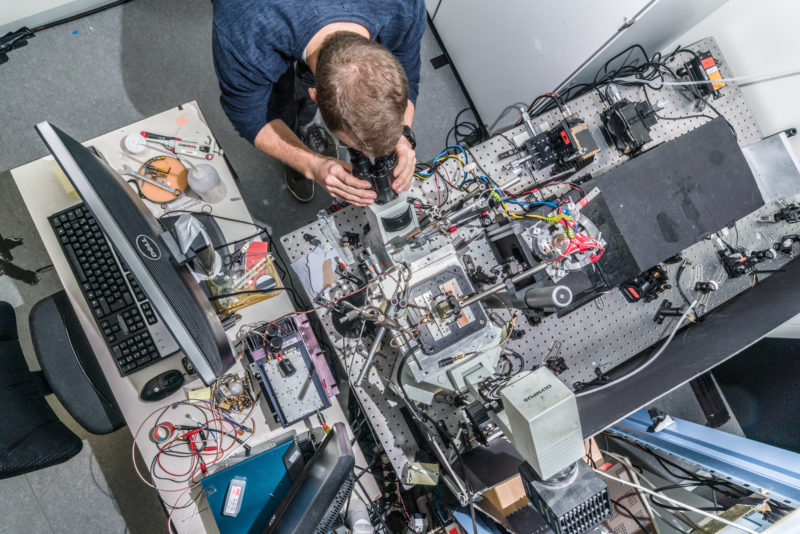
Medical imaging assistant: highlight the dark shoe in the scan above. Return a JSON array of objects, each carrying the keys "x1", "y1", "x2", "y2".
[
  {"x1": 283, "y1": 165, "x2": 314, "y2": 202},
  {"x1": 303, "y1": 123, "x2": 338, "y2": 158}
]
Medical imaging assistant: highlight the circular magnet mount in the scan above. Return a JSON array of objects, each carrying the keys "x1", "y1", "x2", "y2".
[{"x1": 528, "y1": 210, "x2": 603, "y2": 279}]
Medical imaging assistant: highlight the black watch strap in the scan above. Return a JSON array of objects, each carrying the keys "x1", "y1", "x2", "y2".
[{"x1": 402, "y1": 125, "x2": 416, "y2": 149}]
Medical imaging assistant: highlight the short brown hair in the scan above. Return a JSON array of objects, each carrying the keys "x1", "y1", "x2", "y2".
[{"x1": 316, "y1": 32, "x2": 408, "y2": 158}]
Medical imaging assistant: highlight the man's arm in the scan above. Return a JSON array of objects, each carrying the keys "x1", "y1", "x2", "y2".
[
  {"x1": 392, "y1": 100, "x2": 416, "y2": 193},
  {"x1": 404, "y1": 100, "x2": 415, "y2": 128},
  {"x1": 387, "y1": 0, "x2": 426, "y2": 193},
  {"x1": 253, "y1": 119, "x2": 377, "y2": 206}
]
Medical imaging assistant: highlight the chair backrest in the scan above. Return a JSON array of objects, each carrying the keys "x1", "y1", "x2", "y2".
[
  {"x1": 0, "y1": 301, "x2": 82, "y2": 479},
  {"x1": 29, "y1": 291, "x2": 124, "y2": 435}
]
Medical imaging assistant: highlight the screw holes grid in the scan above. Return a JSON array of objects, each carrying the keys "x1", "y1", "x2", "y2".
[{"x1": 279, "y1": 37, "x2": 793, "y2": 475}]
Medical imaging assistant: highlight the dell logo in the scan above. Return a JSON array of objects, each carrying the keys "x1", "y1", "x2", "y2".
[
  {"x1": 523, "y1": 384, "x2": 552, "y2": 402},
  {"x1": 135, "y1": 235, "x2": 161, "y2": 260}
]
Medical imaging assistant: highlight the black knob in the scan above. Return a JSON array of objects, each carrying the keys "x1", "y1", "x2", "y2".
[
  {"x1": 266, "y1": 324, "x2": 280, "y2": 338},
  {"x1": 269, "y1": 336, "x2": 283, "y2": 353}
]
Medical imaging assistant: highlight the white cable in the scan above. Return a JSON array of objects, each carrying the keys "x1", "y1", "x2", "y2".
[
  {"x1": 616, "y1": 67, "x2": 800, "y2": 87},
  {"x1": 576, "y1": 300, "x2": 697, "y2": 397},
  {"x1": 594, "y1": 468, "x2": 758, "y2": 534},
  {"x1": 602, "y1": 450, "x2": 708, "y2": 533}
]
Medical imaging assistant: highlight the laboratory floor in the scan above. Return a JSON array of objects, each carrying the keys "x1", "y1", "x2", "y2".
[{"x1": 0, "y1": 2, "x2": 743, "y2": 533}]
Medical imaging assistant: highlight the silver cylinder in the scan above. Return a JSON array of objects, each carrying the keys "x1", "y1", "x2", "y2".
[{"x1": 523, "y1": 285, "x2": 573, "y2": 308}]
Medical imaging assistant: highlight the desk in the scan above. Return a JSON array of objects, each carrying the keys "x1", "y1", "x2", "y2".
[{"x1": 10, "y1": 101, "x2": 378, "y2": 533}]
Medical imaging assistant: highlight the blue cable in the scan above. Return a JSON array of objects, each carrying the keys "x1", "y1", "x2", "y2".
[{"x1": 416, "y1": 145, "x2": 470, "y2": 178}]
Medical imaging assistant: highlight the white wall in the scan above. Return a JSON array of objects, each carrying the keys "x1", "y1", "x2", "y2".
[
  {"x1": 669, "y1": 0, "x2": 800, "y2": 339},
  {"x1": 666, "y1": 0, "x2": 800, "y2": 158},
  {"x1": 0, "y1": 0, "x2": 115, "y2": 35},
  {"x1": 432, "y1": 0, "x2": 650, "y2": 130},
  {"x1": 561, "y1": 0, "x2": 728, "y2": 99}
]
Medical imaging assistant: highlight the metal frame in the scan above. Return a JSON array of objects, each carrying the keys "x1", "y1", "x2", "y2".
[
  {"x1": 609, "y1": 409, "x2": 800, "y2": 508},
  {"x1": 279, "y1": 37, "x2": 800, "y2": 479}
]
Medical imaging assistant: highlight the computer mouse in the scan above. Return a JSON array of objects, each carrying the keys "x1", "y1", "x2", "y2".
[{"x1": 140, "y1": 369, "x2": 185, "y2": 402}]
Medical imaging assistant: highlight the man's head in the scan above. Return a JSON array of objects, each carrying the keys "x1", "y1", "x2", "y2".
[{"x1": 314, "y1": 32, "x2": 408, "y2": 159}]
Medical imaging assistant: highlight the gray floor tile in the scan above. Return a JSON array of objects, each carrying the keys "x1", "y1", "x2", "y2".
[
  {"x1": 415, "y1": 27, "x2": 471, "y2": 161},
  {"x1": 26, "y1": 442, "x2": 126, "y2": 534},
  {"x1": 0, "y1": 474, "x2": 54, "y2": 534},
  {"x1": 88, "y1": 429, "x2": 165, "y2": 534}
]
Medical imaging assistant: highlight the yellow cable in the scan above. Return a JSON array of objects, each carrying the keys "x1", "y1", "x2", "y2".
[
  {"x1": 501, "y1": 202, "x2": 575, "y2": 225},
  {"x1": 440, "y1": 155, "x2": 465, "y2": 166}
]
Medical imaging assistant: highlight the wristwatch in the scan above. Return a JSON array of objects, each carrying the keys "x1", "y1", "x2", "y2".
[{"x1": 402, "y1": 125, "x2": 416, "y2": 149}]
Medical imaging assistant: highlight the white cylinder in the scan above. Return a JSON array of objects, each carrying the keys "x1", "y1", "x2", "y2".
[
  {"x1": 122, "y1": 133, "x2": 147, "y2": 154},
  {"x1": 346, "y1": 497, "x2": 374, "y2": 534},
  {"x1": 188, "y1": 164, "x2": 227, "y2": 203}
]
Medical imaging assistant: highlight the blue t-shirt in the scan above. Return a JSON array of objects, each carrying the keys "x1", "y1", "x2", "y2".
[{"x1": 212, "y1": 0, "x2": 427, "y2": 144}]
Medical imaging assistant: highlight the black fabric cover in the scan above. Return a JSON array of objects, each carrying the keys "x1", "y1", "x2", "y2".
[
  {"x1": 0, "y1": 301, "x2": 82, "y2": 479},
  {"x1": 29, "y1": 291, "x2": 124, "y2": 435},
  {"x1": 582, "y1": 118, "x2": 764, "y2": 285}
]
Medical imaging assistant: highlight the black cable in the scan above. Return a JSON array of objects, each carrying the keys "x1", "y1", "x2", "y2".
[
  {"x1": 654, "y1": 59, "x2": 738, "y2": 140},
  {"x1": 526, "y1": 92, "x2": 567, "y2": 116},
  {"x1": 649, "y1": 495, "x2": 723, "y2": 513},
  {"x1": 611, "y1": 498, "x2": 652, "y2": 533},
  {"x1": 31, "y1": 0, "x2": 131, "y2": 31},
  {"x1": 653, "y1": 481, "x2": 744, "y2": 500},
  {"x1": 594, "y1": 44, "x2": 652, "y2": 88},
  {"x1": 208, "y1": 287, "x2": 297, "y2": 301},
  {"x1": 353, "y1": 465, "x2": 394, "y2": 485},
  {"x1": 641, "y1": 80, "x2": 715, "y2": 124},
  {"x1": 603, "y1": 433, "x2": 751, "y2": 498},
  {"x1": 157, "y1": 209, "x2": 269, "y2": 251},
  {"x1": 446, "y1": 107, "x2": 486, "y2": 147},
  {"x1": 354, "y1": 476, "x2": 392, "y2": 534},
  {"x1": 675, "y1": 262, "x2": 693, "y2": 309},
  {"x1": 586, "y1": 438, "x2": 597, "y2": 468}
]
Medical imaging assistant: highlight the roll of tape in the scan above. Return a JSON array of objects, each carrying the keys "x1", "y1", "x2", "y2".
[
  {"x1": 123, "y1": 133, "x2": 147, "y2": 154},
  {"x1": 150, "y1": 421, "x2": 175, "y2": 443}
]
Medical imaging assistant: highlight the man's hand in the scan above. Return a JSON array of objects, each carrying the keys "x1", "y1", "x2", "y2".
[
  {"x1": 310, "y1": 156, "x2": 377, "y2": 207},
  {"x1": 392, "y1": 135, "x2": 416, "y2": 193}
]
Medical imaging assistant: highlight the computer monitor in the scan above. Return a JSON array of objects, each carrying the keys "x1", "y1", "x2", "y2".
[
  {"x1": 265, "y1": 422, "x2": 356, "y2": 534},
  {"x1": 35, "y1": 122, "x2": 236, "y2": 385}
]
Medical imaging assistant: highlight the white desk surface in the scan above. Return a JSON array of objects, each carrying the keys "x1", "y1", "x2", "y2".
[{"x1": 10, "y1": 101, "x2": 378, "y2": 533}]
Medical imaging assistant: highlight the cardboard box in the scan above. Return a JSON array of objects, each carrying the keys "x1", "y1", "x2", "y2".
[{"x1": 482, "y1": 475, "x2": 529, "y2": 516}]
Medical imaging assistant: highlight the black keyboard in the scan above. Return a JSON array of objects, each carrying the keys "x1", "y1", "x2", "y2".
[{"x1": 49, "y1": 203, "x2": 178, "y2": 376}]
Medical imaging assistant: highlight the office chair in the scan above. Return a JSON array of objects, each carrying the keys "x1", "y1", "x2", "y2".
[
  {"x1": 0, "y1": 300, "x2": 82, "y2": 479},
  {"x1": 0, "y1": 291, "x2": 126, "y2": 479},
  {"x1": 28, "y1": 290, "x2": 124, "y2": 435}
]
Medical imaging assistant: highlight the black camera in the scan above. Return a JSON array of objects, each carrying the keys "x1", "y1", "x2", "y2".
[{"x1": 348, "y1": 148, "x2": 398, "y2": 205}]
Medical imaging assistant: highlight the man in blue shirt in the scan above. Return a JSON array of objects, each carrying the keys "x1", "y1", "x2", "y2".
[{"x1": 212, "y1": 0, "x2": 426, "y2": 205}]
